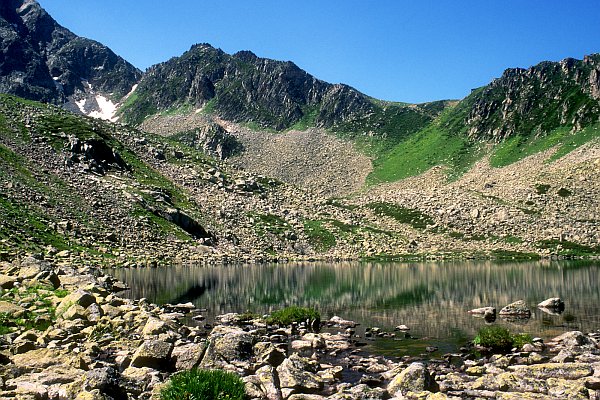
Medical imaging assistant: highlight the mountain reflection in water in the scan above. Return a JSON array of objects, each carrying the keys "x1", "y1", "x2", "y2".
[{"x1": 107, "y1": 260, "x2": 600, "y2": 354}]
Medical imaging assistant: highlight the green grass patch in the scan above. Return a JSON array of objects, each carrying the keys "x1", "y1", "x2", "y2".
[
  {"x1": 160, "y1": 369, "x2": 247, "y2": 400},
  {"x1": 303, "y1": 220, "x2": 336, "y2": 252},
  {"x1": 491, "y1": 249, "x2": 540, "y2": 260},
  {"x1": 266, "y1": 306, "x2": 320, "y2": 326},
  {"x1": 473, "y1": 326, "x2": 533, "y2": 353},
  {"x1": 366, "y1": 202, "x2": 435, "y2": 230},
  {"x1": 537, "y1": 240, "x2": 599, "y2": 256},
  {"x1": 249, "y1": 213, "x2": 291, "y2": 237},
  {"x1": 490, "y1": 123, "x2": 600, "y2": 167}
]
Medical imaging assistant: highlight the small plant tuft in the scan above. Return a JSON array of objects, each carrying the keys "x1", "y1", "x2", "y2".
[
  {"x1": 266, "y1": 306, "x2": 320, "y2": 326},
  {"x1": 160, "y1": 368, "x2": 247, "y2": 400}
]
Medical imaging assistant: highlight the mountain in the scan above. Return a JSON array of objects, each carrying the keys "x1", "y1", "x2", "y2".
[
  {"x1": 119, "y1": 43, "x2": 448, "y2": 142},
  {"x1": 368, "y1": 54, "x2": 600, "y2": 183},
  {"x1": 0, "y1": 0, "x2": 141, "y2": 118}
]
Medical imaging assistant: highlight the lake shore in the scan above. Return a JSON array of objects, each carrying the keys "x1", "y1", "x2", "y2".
[{"x1": 1, "y1": 256, "x2": 599, "y2": 399}]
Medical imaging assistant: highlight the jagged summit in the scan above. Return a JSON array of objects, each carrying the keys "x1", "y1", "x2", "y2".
[{"x1": 0, "y1": 0, "x2": 141, "y2": 118}]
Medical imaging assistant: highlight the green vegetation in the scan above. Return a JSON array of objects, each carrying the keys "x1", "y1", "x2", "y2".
[
  {"x1": 303, "y1": 220, "x2": 336, "y2": 252},
  {"x1": 250, "y1": 213, "x2": 291, "y2": 237},
  {"x1": 0, "y1": 285, "x2": 68, "y2": 334},
  {"x1": 535, "y1": 184, "x2": 551, "y2": 194},
  {"x1": 366, "y1": 202, "x2": 435, "y2": 230},
  {"x1": 473, "y1": 326, "x2": 532, "y2": 353},
  {"x1": 537, "y1": 239, "x2": 600, "y2": 256},
  {"x1": 266, "y1": 306, "x2": 320, "y2": 326},
  {"x1": 160, "y1": 369, "x2": 247, "y2": 400},
  {"x1": 557, "y1": 188, "x2": 572, "y2": 197},
  {"x1": 490, "y1": 123, "x2": 600, "y2": 167}
]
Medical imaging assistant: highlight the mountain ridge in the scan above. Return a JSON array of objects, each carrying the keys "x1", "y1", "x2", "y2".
[{"x1": 0, "y1": 0, "x2": 141, "y2": 115}]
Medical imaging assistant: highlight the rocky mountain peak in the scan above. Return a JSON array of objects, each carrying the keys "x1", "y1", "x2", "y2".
[
  {"x1": 0, "y1": 0, "x2": 141, "y2": 119},
  {"x1": 464, "y1": 54, "x2": 600, "y2": 141}
]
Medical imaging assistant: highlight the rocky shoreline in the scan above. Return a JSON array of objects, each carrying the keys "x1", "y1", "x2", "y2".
[{"x1": 0, "y1": 256, "x2": 599, "y2": 399}]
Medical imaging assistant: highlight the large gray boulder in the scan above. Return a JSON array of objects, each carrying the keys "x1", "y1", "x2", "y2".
[
  {"x1": 276, "y1": 353, "x2": 323, "y2": 394},
  {"x1": 130, "y1": 340, "x2": 173, "y2": 370}
]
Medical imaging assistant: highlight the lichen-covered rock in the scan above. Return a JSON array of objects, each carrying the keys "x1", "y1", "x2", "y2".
[
  {"x1": 507, "y1": 363, "x2": 593, "y2": 380},
  {"x1": 499, "y1": 300, "x2": 531, "y2": 317},
  {"x1": 387, "y1": 362, "x2": 437, "y2": 397},
  {"x1": 277, "y1": 353, "x2": 323, "y2": 393}
]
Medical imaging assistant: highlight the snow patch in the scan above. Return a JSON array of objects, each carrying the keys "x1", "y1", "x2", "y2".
[
  {"x1": 124, "y1": 84, "x2": 138, "y2": 99},
  {"x1": 88, "y1": 95, "x2": 118, "y2": 122},
  {"x1": 75, "y1": 98, "x2": 87, "y2": 114}
]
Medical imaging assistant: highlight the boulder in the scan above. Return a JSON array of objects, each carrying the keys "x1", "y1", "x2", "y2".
[
  {"x1": 550, "y1": 331, "x2": 599, "y2": 353},
  {"x1": 170, "y1": 342, "x2": 207, "y2": 370},
  {"x1": 499, "y1": 300, "x2": 531, "y2": 317},
  {"x1": 200, "y1": 325, "x2": 255, "y2": 368},
  {"x1": 0, "y1": 274, "x2": 18, "y2": 289},
  {"x1": 277, "y1": 353, "x2": 323, "y2": 393},
  {"x1": 537, "y1": 297, "x2": 565, "y2": 312},
  {"x1": 328, "y1": 316, "x2": 357, "y2": 328},
  {"x1": 254, "y1": 341, "x2": 285, "y2": 367},
  {"x1": 387, "y1": 362, "x2": 437, "y2": 397},
  {"x1": 141, "y1": 317, "x2": 168, "y2": 336},
  {"x1": 56, "y1": 290, "x2": 97, "y2": 317},
  {"x1": 243, "y1": 365, "x2": 281, "y2": 400},
  {"x1": 130, "y1": 340, "x2": 173, "y2": 370},
  {"x1": 468, "y1": 307, "x2": 496, "y2": 321},
  {"x1": 507, "y1": 362, "x2": 593, "y2": 380}
]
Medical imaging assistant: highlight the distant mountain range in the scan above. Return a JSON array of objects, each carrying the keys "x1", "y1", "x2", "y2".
[{"x1": 1, "y1": 0, "x2": 599, "y2": 181}]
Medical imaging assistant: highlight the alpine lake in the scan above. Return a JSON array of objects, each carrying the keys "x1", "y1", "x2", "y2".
[{"x1": 106, "y1": 260, "x2": 600, "y2": 358}]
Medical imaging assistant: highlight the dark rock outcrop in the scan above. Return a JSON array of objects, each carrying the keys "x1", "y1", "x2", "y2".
[
  {"x1": 464, "y1": 54, "x2": 600, "y2": 141},
  {"x1": 0, "y1": 0, "x2": 141, "y2": 107}
]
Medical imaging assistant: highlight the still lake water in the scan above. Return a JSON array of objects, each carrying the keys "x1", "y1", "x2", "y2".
[{"x1": 106, "y1": 260, "x2": 600, "y2": 357}]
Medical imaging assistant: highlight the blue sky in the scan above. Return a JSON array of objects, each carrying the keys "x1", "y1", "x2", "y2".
[{"x1": 40, "y1": 0, "x2": 599, "y2": 103}]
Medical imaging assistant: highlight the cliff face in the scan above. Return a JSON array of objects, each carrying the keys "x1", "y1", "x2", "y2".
[
  {"x1": 464, "y1": 54, "x2": 600, "y2": 141},
  {"x1": 0, "y1": 0, "x2": 141, "y2": 110}
]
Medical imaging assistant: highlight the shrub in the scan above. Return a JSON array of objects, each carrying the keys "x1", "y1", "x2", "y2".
[
  {"x1": 473, "y1": 326, "x2": 514, "y2": 352},
  {"x1": 160, "y1": 369, "x2": 247, "y2": 400},
  {"x1": 473, "y1": 326, "x2": 534, "y2": 353},
  {"x1": 512, "y1": 333, "x2": 533, "y2": 349},
  {"x1": 266, "y1": 306, "x2": 320, "y2": 326}
]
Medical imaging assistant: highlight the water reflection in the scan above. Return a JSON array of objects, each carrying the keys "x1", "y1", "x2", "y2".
[{"x1": 107, "y1": 260, "x2": 600, "y2": 354}]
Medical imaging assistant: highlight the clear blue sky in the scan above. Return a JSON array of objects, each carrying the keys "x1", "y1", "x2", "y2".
[{"x1": 39, "y1": 0, "x2": 599, "y2": 104}]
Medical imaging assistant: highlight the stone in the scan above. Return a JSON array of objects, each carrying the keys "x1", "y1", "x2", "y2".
[
  {"x1": 81, "y1": 367, "x2": 125, "y2": 397},
  {"x1": 277, "y1": 353, "x2": 323, "y2": 393},
  {"x1": 170, "y1": 342, "x2": 207, "y2": 370},
  {"x1": 0, "y1": 274, "x2": 18, "y2": 289},
  {"x1": 507, "y1": 362, "x2": 593, "y2": 380},
  {"x1": 142, "y1": 317, "x2": 168, "y2": 336},
  {"x1": 254, "y1": 341, "x2": 286, "y2": 367},
  {"x1": 550, "y1": 331, "x2": 599, "y2": 352},
  {"x1": 329, "y1": 316, "x2": 357, "y2": 327},
  {"x1": 200, "y1": 325, "x2": 255, "y2": 368},
  {"x1": 56, "y1": 290, "x2": 97, "y2": 316},
  {"x1": 12, "y1": 348, "x2": 71, "y2": 371},
  {"x1": 0, "y1": 301, "x2": 25, "y2": 315},
  {"x1": 244, "y1": 365, "x2": 281, "y2": 400},
  {"x1": 537, "y1": 297, "x2": 565, "y2": 311},
  {"x1": 130, "y1": 340, "x2": 173, "y2": 370},
  {"x1": 499, "y1": 300, "x2": 531, "y2": 317},
  {"x1": 387, "y1": 362, "x2": 436, "y2": 397}
]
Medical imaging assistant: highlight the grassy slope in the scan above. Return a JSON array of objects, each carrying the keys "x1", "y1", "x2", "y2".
[
  {"x1": 0, "y1": 95, "x2": 212, "y2": 257},
  {"x1": 367, "y1": 90, "x2": 600, "y2": 184}
]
